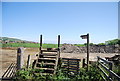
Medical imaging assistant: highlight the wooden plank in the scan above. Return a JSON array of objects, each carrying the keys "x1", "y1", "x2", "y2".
[
  {"x1": 99, "y1": 61, "x2": 112, "y2": 78},
  {"x1": 41, "y1": 50, "x2": 58, "y2": 52},
  {"x1": 109, "y1": 69, "x2": 120, "y2": 80},
  {"x1": 63, "y1": 67, "x2": 79, "y2": 70},
  {"x1": 98, "y1": 66, "x2": 113, "y2": 81},
  {"x1": 62, "y1": 65, "x2": 79, "y2": 68},
  {"x1": 54, "y1": 51, "x2": 59, "y2": 74},
  {"x1": 2, "y1": 63, "x2": 17, "y2": 79},
  {"x1": 4, "y1": 63, "x2": 14, "y2": 77},
  {"x1": 2, "y1": 63, "x2": 13, "y2": 78},
  {"x1": 37, "y1": 63, "x2": 55, "y2": 66},
  {"x1": 40, "y1": 53, "x2": 57, "y2": 56},
  {"x1": 62, "y1": 58, "x2": 81, "y2": 61},
  {"x1": 42, "y1": 55, "x2": 56, "y2": 57},
  {"x1": 99, "y1": 61, "x2": 120, "y2": 80},
  {"x1": 97, "y1": 56, "x2": 110, "y2": 64},
  {"x1": 38, "y1": 58, "x2": 56, "y2": 61},
  {"x1": 62, "y1": 63, "x2": 79, "y2": 65},
  {"x1": 36, "y1": 68, "x2": 54, "y2": 71}
]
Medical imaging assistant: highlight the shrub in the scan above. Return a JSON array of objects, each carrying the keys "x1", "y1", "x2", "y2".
[{"x1": 13, "y1": 65, "x2": 103, "y2": 81}]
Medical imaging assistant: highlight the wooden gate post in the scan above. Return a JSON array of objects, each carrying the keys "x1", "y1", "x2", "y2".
[
  {"x1": 82, "y1": 58, "x2": 85, "y2": 68},
  {"x1": 27, "y1": 55, "x2": 31, "y2": 69},
  {"x1": 58, "y1": 35, "x2": 60, "y2": 58},
  {"x1": 17, "y1": 47, "x2": 24, "y2": 70},
  {"x1": 40, "y1": 35, "x2": 42, "y2": 54}
]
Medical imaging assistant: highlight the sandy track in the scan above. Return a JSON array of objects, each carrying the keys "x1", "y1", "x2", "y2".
[{"x1": 0, "y1": 48, "x2": 117, "y2": 77}]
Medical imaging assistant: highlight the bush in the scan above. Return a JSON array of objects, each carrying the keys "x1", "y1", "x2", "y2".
[{"x1": 13, "y1": 65, "x2": 103, "y2": 81}]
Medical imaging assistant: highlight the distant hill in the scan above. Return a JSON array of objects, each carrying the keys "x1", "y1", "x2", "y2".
[{"x1": 0, "y1": 37, "x2": 34, "y2": 43}]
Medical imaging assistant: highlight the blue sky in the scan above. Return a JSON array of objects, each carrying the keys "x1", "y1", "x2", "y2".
[{"x1": 2, "y1": 2, "x2": 118, "y2": 44}]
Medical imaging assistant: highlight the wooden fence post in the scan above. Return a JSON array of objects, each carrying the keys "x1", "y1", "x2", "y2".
[
  {"x1": 109, "y1": 62, "x2": 112, "y2": 79},
  {"x1": 97, "y1": 56, "x2": 100, "y2": 66},
  {"x1": 58, "y1": 35, "x2": 60, "y2": 58},
  {"x1": 40, "y1": 35, "x2": 42, "y2": 54},
  {"x1": 17, "y1": 47, "x2": 24, "y2": 70},
  {"x1": 82, "y1": 58, "x2": 85, "y2": 68},
  {"x1": 27, "y1": 55, "x2": 31, "y2": 69}
]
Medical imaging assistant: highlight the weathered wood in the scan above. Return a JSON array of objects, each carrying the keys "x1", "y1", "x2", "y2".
[
  {"x1": 40, "y1": 35, "x2": 42, "y2": 50},
  {"x1": 2, "y1": 63, "x2": 13, "y2": 78},
  {"x1": 82, "y1": 58, "x2": 85, "y2": 68},
  {"x1": 58, "y1": 35, "x2": 60, "y2": 58},
  {"x1": 61, "y1": 58, "x2": 80, "y2": 75},
  {"x1": 97, "y1": 56, "x2": 120, "y2": 81},
  {"x1": 58, "y1": 35, "x2": 60, "y2": 48},
  {"x1": 2, "y1": 63, "x2": 17, "y2": 80},
  {"x1": 37, "y1": 63, "x2": 55, "y2": 66},
  {"x1": 41, "y1": 50, "x2": 58, "y2": 52},
  {"x1": 97, "y1": 56, "x2": 110, "y2": 64},
  {"x1": 40, "y1": 53, "x2": 57, "y2": 56},
  {"x1": 27, "y1": 55, "x2": 31, "y2": 69},
  {"x1": 98, "y1": 66, "x2": 112, "y2": 81},
  {"x1": 53, "y1": 50, "x2": 59, "y2": 74},
  {"x1": 39, "y1": 34, "x2": 42, "y2": 55},
  {"x1": 17, "y1": 47, "x2": 24, "y2": 70},
  {"x1": 87, "y1": 33, "x2": 89, "y2": 71},
  {"x1": 62, "y1": 58, "x2": 81, "y2": 61},
  {"x1": 109, "y1": 62, "x2": 112, "y2": 79},
  {"x1": 34, "y1": 35, "x2": 61, "y2": 75}
]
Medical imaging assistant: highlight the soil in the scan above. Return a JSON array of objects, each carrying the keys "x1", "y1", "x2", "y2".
[{"x1": 0, "y1": 47, "x2": 118, "y2": 78}]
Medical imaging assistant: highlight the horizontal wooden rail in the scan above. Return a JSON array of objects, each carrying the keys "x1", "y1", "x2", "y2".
[
  {"x1": 97, "y1": 56, "x2": 120, "y2": 81},
  {"x1": 97, "y1": 56, "x2": 110, "y2": 64},
  {"x1": 2, "y1": 63, "x2": 17, "y2": 80},
  {"x1": 98, "y1": 66, "x2": 112, "y2": 81}
]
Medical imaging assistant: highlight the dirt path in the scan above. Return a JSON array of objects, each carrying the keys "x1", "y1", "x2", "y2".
[{"x1": 0, "y1": 48, "x2": 117, "y2": 78}]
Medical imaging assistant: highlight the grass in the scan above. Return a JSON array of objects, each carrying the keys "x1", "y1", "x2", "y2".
[
  {"x1": 2, "y1": 43, "x2": 63, "y2": 48},
  {"x1": 2, "y1": 43, "x2": 85, "y2": 48}
]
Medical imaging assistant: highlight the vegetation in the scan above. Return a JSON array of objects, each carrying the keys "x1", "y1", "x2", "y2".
[
  {"x1": 113, "y1": 64, "x2": 120, "y2": 76},
  {"x1": 2, "y1": 43, "x2": 39, "y2": 48},
  {"x1": 1, "y1": 37, "x2": 120, "y2": 48},
  {"x1": 0, "y1": 37, "x2": 28, "y2": 42},
  {"x1": 13, "y1": 65, "x2": 103, "y2": 81},
  {"x1": 2, "y1": 43, "x2": 62, "y2": 48},
  {"x1": 105, "y1": 39, "x2": 120, "y2": 45},
  {"x1": 98, "y1": 43, "x2": 106, "y2": 45}
]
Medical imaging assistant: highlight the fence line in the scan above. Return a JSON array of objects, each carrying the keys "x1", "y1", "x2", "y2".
[
  {"x1": 2, "y1": 63, "x2": 17, "y2": 80},
  {"x1": 97, "y1": 56, "x2": 120, "y2": 81}
]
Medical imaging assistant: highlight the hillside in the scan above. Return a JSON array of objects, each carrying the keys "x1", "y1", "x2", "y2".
[{"x1": 0, "y1": 37, "x2": 33, "y2": 43}]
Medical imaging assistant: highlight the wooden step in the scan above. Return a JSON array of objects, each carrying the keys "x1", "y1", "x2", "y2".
[
  {"x1": 62, "y1": 67, "x2": 79, "y2": 70},
  {"x1": 37, "y1": 63, "x2": 55, "y2": 66},
  {"x1": 42, "y1": 50, "x2": 58, "y2": 52},
  {"x1": 42, "y1": 56, "x2": 57, "y2": 58},
  {"x1": 38, "y1": 58, "x2": 56, "y2": 61},
  {"x1": 40, "y1": 57, "x2": 57, "y2": 59},
  {"x1": 40, "y1": 53, "x2": 57, "y2": 56},
  {"x1": 36, "y1": 67, "x2": 54, "y2": 71}
]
